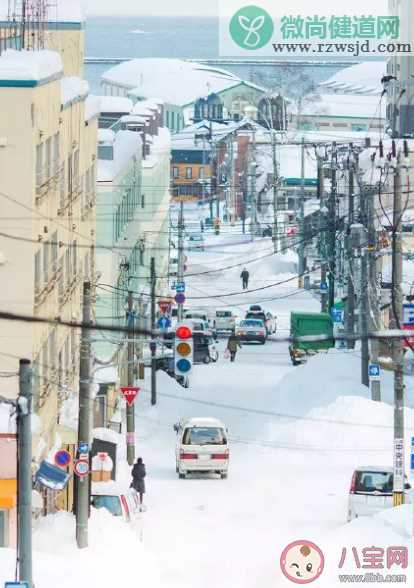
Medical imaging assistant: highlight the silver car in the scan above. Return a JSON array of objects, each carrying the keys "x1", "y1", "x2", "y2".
[{"x1": 347, "y1": 466, "x2": 411, "y2": 521}]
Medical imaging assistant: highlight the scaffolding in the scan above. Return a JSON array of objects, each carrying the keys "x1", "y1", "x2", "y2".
[{"x1": 0, "y1": 0, "x2": 57, "y2": 53}]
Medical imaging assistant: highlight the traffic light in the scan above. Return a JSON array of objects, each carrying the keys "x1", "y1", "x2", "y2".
[{"x1": 174, "y1": 323, "x2": 193, "y2": 377}]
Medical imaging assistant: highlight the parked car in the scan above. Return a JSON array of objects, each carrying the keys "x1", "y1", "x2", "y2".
[
  {"x1": 213, "y1": 310, "x2": 236, "y2": 334},
  {"x1": 186, "y1": 234, "x2": 205, "y2": 251},
  {"x1": 236, "y1": 319, "x2": 266, "y2": 344},
  {"x1": 90, "y1": 482, "x2": 140, "y2": 522},
  {"x1": 347, "y1": 466, "x2": 412, "y2": 522},
  {"x1": 193, "y1": 332, "x2": 215, "y2": 364},
  {"x1": 174, "y1": 417, "x2": 229, "y2": 479}
]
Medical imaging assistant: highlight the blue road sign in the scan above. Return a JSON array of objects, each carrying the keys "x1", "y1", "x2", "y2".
[
  {"x1": 320, "y1": 282, "x2": 328, "y2": 292},
  {"x1": 171, "y1": 282, "x2": 177, "y2": 290},
  {"x1": 157, "y1": 316, "x2": 171, "y2": 330},
  {"x1": 331, "y1": 308, "x2": 343, "y2": 324},
  {"x1": 404, "y1": 304, "x2": 414, "y2": 325},
  {"x1": 411, "y1": 437, "x2": 414, "y2": 471},
  {"x1": 176, "y1": 282, "x2": 185, "y2": 293},
  {"x1": 368, "y1": 364, "x2": 380, "y2": 380},
  {"x1": 5, "y1": 583, "x2": 29, "y2": 588},
  {"x1": 78, "y1": 442, "x2": 89, "y2": 454}
]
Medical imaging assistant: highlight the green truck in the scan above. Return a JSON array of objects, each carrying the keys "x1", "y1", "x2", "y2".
[{"x1": 289, "y1": 312, "x2": 334, "y2": 366}]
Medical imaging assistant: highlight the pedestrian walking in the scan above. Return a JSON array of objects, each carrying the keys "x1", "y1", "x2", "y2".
[
  {"x1": 131, "y1": 457, "x2": 146, "y2": 506},
  {"x1": 241, "y1": 268, "x2": 250, "y2": 290},
  {"x1": 227, "y1": 334, "x2": 242, "y2": 362}
]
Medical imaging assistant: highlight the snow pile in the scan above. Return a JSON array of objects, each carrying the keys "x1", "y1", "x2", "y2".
[
  {"x1": 61, "y1": 76, "x2": 89, "y2": 107},
  {"x1": 98, "y1": 129, "x2": 142, "y2": 182},
  {"x1": 84, "y1": 95, "x2": 101, "y2": 121},
  {"x1": 0, "y1": 50, "x2": 62, "y2": 82},
  {"x1": 0, "y1": 510, "x2": 164, "y2": 588}
]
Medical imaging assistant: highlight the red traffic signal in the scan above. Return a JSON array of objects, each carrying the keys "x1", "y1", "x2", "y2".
[{"x1": 176, "y1": 325, "x2": 192, "y2": 339}]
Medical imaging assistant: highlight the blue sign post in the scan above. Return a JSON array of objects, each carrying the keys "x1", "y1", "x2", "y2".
[
  {"x1": 368, "y1": 364, "x2": 380, "y2": 381},
  {"x1": 331, "y1": 308, "x2": 343, "y2": 324},
  {"x1": 176, "y1": 282, "x2": 185, "y2": 293},
  {"x1": 320, "y1": 282, "x2": 328, "y2": 293},
  {"x1": 157, "y1": 316, "x2": 171, "y2": 331}
]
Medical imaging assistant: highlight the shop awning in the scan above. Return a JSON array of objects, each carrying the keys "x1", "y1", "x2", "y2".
[{"x1": 0, "y1": 479, "x2": 16, "y2": 508}]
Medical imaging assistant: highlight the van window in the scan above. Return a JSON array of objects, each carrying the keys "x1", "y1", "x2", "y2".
[
  {"x1": 216, "y1": 311, "x2": 231, "y2": 318},
  {"x1": 355, "y1": 471, "x2": 393, "y2": 494},
  {"x1": 91, "y1": 495, "x2": 123, "y2": 516},
  {"x1": 183, "y1": 427, "x2": 227, "y2": 446}
]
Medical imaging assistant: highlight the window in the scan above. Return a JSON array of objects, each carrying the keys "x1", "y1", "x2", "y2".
[
  {"x1": 45, "y1": 137, "x2": 52, "y2": 180},
  {"x1": 51, "y1": 231, "x2": 58, "y2": 274},
  {"x1": 186, "y1": 167, "x2": 192, "y2": 179},
  {"x1": 199, "y1": 166, "x2": 205, "y2": 179},
  {"x1": 173, "y1": 167, "x2": 179, "y2": 179},
  {"x1": 182, "y1": 427, "x2": 227, "y2": 445},
  {"x1": 35, "y1": 251, "x2": 41, "y2": 294},
  {"x1": 49, "y1": 330, "x2": 56, "y2": 376},
  {"x1": 140, "y1": 248, "x2": 144, "y2": 266},
  {"x1": 67, "y1": 154, "x2": 73, "y2": 197},
  {"x1": 0, "y1": 510, "x2": 9, "y2": 547},
  {"x1": 171, "y1": 111, "x2": 175, "y2": 130},
  {"x1": 65, "y1": 248, "x2": 71, "y2": 287},
  {"x1": 72, "y1": 241, "x2": 77, "y2": 276},
  {"x1": 141, "y1": 193, "x2": 145, "y2": 208},
  {"x1": 36, "y1": 143, "x2": 44, "y2": 187},
  {"x1": 98, "y1": 145, "x2": 114, "y2": 161},
  {"x1": 71, "y1": 329, "x2": 76, "y2": 367},
  {"x1": 73, "y1": 150, "x2": 79, "y2": 192},
  {"x1": 166, "y1": 111, "x2": 170, "y2": 127},
  {"x1": 84, "y1": 251, "x2": 90, "y2": 280},
  {"x1": 53, "y1": 133, "x2": 60, "y2": 175},
  {"x1": 59, "y1": 166, "x2": 66, "y2": 210},
  {"x1": 43, "y1": 241, "x2": 49, "y2": 284},
  {"x1": 58, "y1": 258, "x2": 64, "y2": 302}
]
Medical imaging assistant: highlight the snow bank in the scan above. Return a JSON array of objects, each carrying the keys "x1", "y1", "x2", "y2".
[
  {"x1": 0, "y1": 50, "x2": 62, "y2": 82},
  {"x1": 0, "y1": 510, "x2": 164, "y2": 588},
  {"x1": 84, "y1": 95, "x2": 101, "y2": 121}
]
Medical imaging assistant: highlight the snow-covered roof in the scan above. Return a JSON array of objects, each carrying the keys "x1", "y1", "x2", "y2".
[
  {"x1": 84, "y1": 95, "x2": 101, "y2": 121},
  {"x1": 0, "y1": 49, "x2": 62, "y2": 82},
  {"x1": 319, "y1": 61, "x2": 386, "y2": 95},
  {"x1": 97, "y1": 129, "x2": 142, "y2": 183},
  {"x1": 0, "y1": 0, "x2": 84, "y2": 23},
  {"x1": 97, "y1": 95, "x2": 133, "y2": 114},
  {"x1": 61, "y1": 76, "x2": 89, "y2": 107},
  {"x1": 298, "y1": 94, "x2": 383, "y2": 120},
  {"x1": 102, "y1": 58, "x2": 266, "y2": 107}
]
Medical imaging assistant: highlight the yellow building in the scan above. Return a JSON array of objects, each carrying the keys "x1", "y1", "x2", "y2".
[{"x1": 0, "y1": 5, "x2": 98, "y2": 468}]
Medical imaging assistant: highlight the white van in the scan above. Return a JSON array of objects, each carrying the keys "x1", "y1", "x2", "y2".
[{"x1": 174, "y1": 417, "x2": 229, "y2": 479}]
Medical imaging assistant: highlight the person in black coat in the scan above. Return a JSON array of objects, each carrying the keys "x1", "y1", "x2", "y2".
[
  {"x1": 241, "y1": 268, "x2": 250, "y2": 290},
  {"x1": 131, "y1": 457, "x2": 146, "y2": 504}
]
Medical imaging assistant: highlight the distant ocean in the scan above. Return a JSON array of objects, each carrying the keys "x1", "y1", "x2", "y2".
[{"x1": 84, "y1": 16, "x2": 341, "y2": 96}]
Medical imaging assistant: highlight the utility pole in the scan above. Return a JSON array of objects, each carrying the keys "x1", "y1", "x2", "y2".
[
  {"x1": 177, "y1": 201, "x2": 184, "y2": 322},
  {"x1": 318, "y1": 153, "x2": 328, "y2": 312},
  {"x1": 345, "y1": 156, "x2": 356, "y2": 348},
  {"x1": 298, "y1": 137, "x2": 306, "y2": 287},
  {"x1": 150, "y1": 257, "x2": 157, "y2": 406},
  {"x1": 250, "y1": 128, "x2": 257, "y2": 240},
  {"x1": 392, "y1": 148, "x2": 405, "y2": 507},
  {"x1": 18, "y1": 358, "x2": 33, "y2": 587},
  {"x1": 360, "y1": 226, "x2": 370, "y2": 388},
  {"x1": 328, "y1": 143, "x2": 337, "y2": 312},
  {"x1": 367, "y1": 184, "x2": 381, "y2": 401},
  {"x1": 126, "y1": 290, "x2": 135, "y2": 465},
  {"x1": 271, "y1": 130, "x2": 278, "y2": 253},
  {"x1": 76, "y1": 281, "x2": 92, "y2": 549}
]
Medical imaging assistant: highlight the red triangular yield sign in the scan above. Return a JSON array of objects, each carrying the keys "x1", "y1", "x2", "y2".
[{"x1": 120, "y1": 386, "x2": 140, "y2": 407}]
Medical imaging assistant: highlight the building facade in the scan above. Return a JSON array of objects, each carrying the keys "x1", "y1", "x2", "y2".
[{"x1": 0, "y1": 7, "x2": 98, "y2": 474}]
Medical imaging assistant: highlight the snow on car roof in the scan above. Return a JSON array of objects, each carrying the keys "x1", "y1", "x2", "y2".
[
  {"x1": 183, "y1": 417, "x2": 226, "y2": 428},
  {"x1": 356, "y1": 466, "x2": 393, "y2": 473}
]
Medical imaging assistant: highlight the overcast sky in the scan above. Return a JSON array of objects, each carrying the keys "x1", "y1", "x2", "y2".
[{"x1": 81, "y1": 0, "x2": 388, "y2": 17}]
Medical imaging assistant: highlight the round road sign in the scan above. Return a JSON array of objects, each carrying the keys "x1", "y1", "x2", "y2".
[
  {"x1": 54, "y1": 450, "x2": 72, "y2": 468},
  {"x1": 74, "y1": 459, "x2": 89, "y2": 478},
  {"x1": 175, "y1": 293, "x2": 186, "y2": 304}
]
